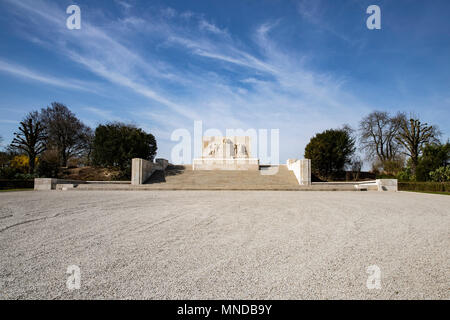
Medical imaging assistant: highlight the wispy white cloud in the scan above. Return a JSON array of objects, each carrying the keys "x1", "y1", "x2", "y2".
[
  {"x1": 296, "y1": 0, "x2": 355, "y2": 44},
  {"x1": 114, "y1": 0, "x2": 132, "y2": 10},
  {"x1": 2, "y1": 0, "x2": 373, "y2": 160},
  {"x1": 160, "y1": 7, "x2": 176, "y2": 19},
  {"x1": 65, "y1": 51, "x2": 202, "y2": 121},
  {"x1": 199, "y1": 19, "x2": 228, "y2": 35},
  {"x1": 83, "y1": 107, "x2": 122, "y2": 122},
  {"x1": 0, "y1": 59, "x2": 98, "y2": 93}
]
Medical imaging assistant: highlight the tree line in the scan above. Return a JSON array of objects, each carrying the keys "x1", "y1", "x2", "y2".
[
  {"x1": 1, "y1": 105, "x2": 448, "y2": 183},
  {"x1": 0, "y1": 102, "x2": 157, "y2": 179},
  {"x1": 305, "y1": 111, "x2": 449, "y2": 182}
]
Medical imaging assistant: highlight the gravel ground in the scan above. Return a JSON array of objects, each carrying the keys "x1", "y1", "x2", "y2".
[{"x1": 0, "y1": 190, "x2": 448, "y2": 300}]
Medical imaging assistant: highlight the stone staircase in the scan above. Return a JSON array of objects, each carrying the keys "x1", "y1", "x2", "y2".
[
  {"x1": 60, "y1": 165, "x2": 365, "y2": 191},
  {"x1": 144, "y1": 164, "x2": 301, "y2": 190}
]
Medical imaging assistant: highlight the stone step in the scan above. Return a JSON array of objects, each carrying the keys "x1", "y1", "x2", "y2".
[
  {"x1": 68, "y1": 184, "x2": 361, "y2": 191},
  {"x1": 56, "y1": 165, "x2": 368, "y2": 191},
  {"x1": 147, "y1": 165, "x2": 300, "y2": 189}
]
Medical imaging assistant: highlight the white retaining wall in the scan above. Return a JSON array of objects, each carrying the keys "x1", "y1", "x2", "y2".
[
  {"x1": 287, "y1": 159, "x2": 311, "y2": 186},
  {"x1": 131, "y1": 158, "x2": 169, "y2": 185}
]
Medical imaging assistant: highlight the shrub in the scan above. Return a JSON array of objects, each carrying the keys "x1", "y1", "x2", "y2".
[
  {"x1": 382, "y1": 159, "x2": 405, "y2": 176},
  {"x1": 396, "y1": 166, "x2": 413, "y2": 181},
  {"x1": 304, "y1": 128, "x2": 355, "y2": 180},
  {"x1": 36, "y1": 150, "x2": 60, "y2": 178},
  {"x1": 9, "y1": 155, "x2": 30, "y2": 173},
  {"x1": 14, "y1": 173, "x2": 37, "y2": 180},
  {"x1": 0, "y1": 179, "x2": 34, "y2": 190},
  {"x1": 0, "y1": 167, "x2": 21, "y2": 179},
  {"x1": 415, "y1": 143, "x2": 450, "y2": 181},
  {"x1": 0, "y1": 150, "x2": 14, "y2": 168},
  {"x1": 398, "y1": 181, "x2": 450, "y2": 193},
  {"x1": 376, "y1": 173, "x2": 396, "y2": 179},
  {"x1": 429, "y1": 166, "x2": 450, "y2": 182},
  {"x1": 92, "y1": 123, "x2": 157, "y2": 172}
]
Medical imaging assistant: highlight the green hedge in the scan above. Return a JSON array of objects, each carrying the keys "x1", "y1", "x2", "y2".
[
  {"x1": 0, "y1": 179, "x2": 34, "y2": 190},
  {"x1": 398, "y1": 181, "x2": 450, "y2": 192}
]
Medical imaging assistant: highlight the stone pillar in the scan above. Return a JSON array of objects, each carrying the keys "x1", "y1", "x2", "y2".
[
  {"x1": 131, "y1": 158, "x2": 154, "y2": 185},
  {"x1": 299, "y1": 159, "x2": 311, "y2": 186},
  {"x1": 289, "y1": 159, "x2": 311, "y2": 186}
]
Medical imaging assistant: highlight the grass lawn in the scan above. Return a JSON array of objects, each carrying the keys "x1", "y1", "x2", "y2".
[
  {"x1": 403, "y1": 190, "x2": 450, "y2": 196},
  {"x1": 0, "y1": 188, "x2": 33, "y2": 192}
]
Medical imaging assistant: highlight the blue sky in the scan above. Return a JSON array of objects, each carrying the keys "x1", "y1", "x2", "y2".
[{"x1": 0, "y1": 0, "x2": 449, "y2": 164}]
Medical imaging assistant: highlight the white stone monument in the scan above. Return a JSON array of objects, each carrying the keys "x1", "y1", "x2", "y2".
[{"x1": 193, "y1": 136, "x2": 259, "y2": 170}]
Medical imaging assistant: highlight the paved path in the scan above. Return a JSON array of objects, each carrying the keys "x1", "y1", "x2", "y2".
[{"x1": 0, "y1": 190, "x2": 448, "y2": 299}]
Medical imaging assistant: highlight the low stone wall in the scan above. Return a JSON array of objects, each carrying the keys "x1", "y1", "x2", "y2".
[
  {"x1": 353, "y1": 179, "x2": 398, "y2": 191},
  {"x1": 376, "y1": 179, "x2": 398, "y2": 191},
  {"x1": 34, "y1": 178, "x2": 87, "y2": 190},
  {"x1": 36, "y1": 158, "x2": 168, "y2": 189},
  {"x1": 287, "y1": 159, "x2": 311, "y2": 186},
  {"x1": 131, "y1": 158, "x2": 170, "y2": 185},
  {"x1": 192, "y1": 158, "x2": 260, "y2": 170}
]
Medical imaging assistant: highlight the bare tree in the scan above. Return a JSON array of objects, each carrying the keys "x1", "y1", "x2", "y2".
[
  {"x1": 79, "y1": 126, "x2": 94, "y2": 166},
  {"x1": 0, "y1": 135, "x2": 5, "y2": 168},
  {"x1": 359, "y1": 111, "x2": 405, "y2": 165},
  {"x1": 396, "y1": 117, "x2": 440, "y2": 173},
  {"x1": 10, "y1": 111, "x2": 47, "y2": 173},
  {"x1": 350, "y1": 155, "x2": 363, "y2": 180},
  {"x1": 40, "y1": 102, "x2": 91, "y2": 167}
]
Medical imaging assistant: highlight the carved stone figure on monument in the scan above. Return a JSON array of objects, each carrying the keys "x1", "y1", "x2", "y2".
[
  {"x1": 237, "y1": 144, "x2": 248, "y2": 158},
  {"x1": 215, "y1": 138, "x2": 235, "y2": 158},
  {"x1": 194, "y1": 136, "x2": 259, "y2": 170},
  {"x1": 208, "y1": 145, "x2": 215, "y2": 156}
]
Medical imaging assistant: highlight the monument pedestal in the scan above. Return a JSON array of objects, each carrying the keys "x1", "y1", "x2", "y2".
[{"x1": 193, "y1": 158, "x2": 259, "y2": 171}]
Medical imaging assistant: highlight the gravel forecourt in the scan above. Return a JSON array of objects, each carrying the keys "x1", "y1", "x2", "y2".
[{"x1": 0, "y1": 190, "x2": 449, "y2": 299}]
